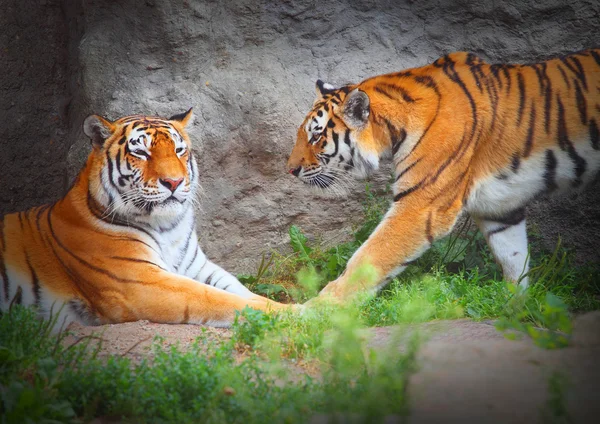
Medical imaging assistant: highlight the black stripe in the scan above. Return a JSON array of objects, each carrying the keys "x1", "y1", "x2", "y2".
[
  {"x1": 176, "y1": 228, "x2": 194, "y2": 270},
  {"x1": 391, "y1": 73, "x2": 442, "y2": 164},
  {"x1": 487, "y1": 225, "x2": 510, "y2": 237},
  {"x1": 490, "y1": 64, "x2": 503, "y2": 89},
  {"x1": 400, "y1": 87, "x2": 441, "y2": 161},
  {"x1": 194, "y1": 257, "x2": 208, "y2": 281},
  {"x1": 205, "y1": 271, "x2": 217, "y2": 286},
  {"x1": 184, "y1": 245, "x2": 199, "y2": 275},
  {"x1": 568, "y1": 56, "x2": 587, "y2": 91},
  {"x1": 394, "y1": 182, "x2": 423, "y2": 202},
  {"x1": 516, "y1": 71, "x2": 526, "y2": 126},
  {"x1": 511, "y1": 153, "x2": 521, "y2": 173},
  {"x1": 556, "y1": 64, "x2": 571, "y2": 89},
  {"x1": 105, "y1": 149, "x2": 117, "y2": 189},
  {"x1": 523, "y1": 102, "x2": 536, "y2": 157},
  {"x1": 47, "y1": 205, "x2": 146, "y2": 284},
  {"x1": 561, "y1": 56, "x2": 588, "y2": 91},
  {"x1": 115, "y1": 148, "x2": 122, "y2": 170},
  {"x1": 395, "y1": 158, "x2": 421, "y2": 182},
  {"x1": 484, "y1": 68, "x2": 500, "y2": 132},
  {"x1": 468, "y1": 64, "x2": 483, "y2": 92},
  {"x1": 10, "y1": 286, "x2": 23, "y2": 308},
  {"x1": 86, "y1": 192, "x2": 162, "y2": 253},
  {"x1": 212, "y1": 276, "x2": 224, "y2": 288},
  {"x1": 426, "y1": 128, "x2": 471, "y2": 186},
  {"x1": 323, "y1": 130, "x2": 340, "y2": 158},
  {"x1": 556, "y1": 96, "x2": 586, "y2": 186},
  {"x1": 532, "y1": 64, "x2": 546, "y2": 96},
  {"x1": 344, "y1": 130, "x2": 351, "y2": 146},
  {"x1": 17, "y1": 213, "x2": 24, "y2": 231},
  {"x1": 589, "y1": 50, "x2": 600, "y2": 67},
  {"x1": 25, "y1": 255, "x2": 41, "y2": 308},
  {"x1": 543, "y1": 149, "x2": 558, "y2": 192},
  {"x1": 441, "y1": 58, "x2": 477, "y2": 139},
  {"x1": 425, "y1": 212, "x2": 433, "y2": 244},
  {"x1": 501, "y1": 66, "x2": 511, "y2": 93},
  {"x1": 39, "y1": 213, "x2": 98, "y2": 310},
  {"x1": 483, "y1": 208, "x2": 526, "y2": 226},
  {"x1": 590, "y1": 119, "x2": 599, "y2": 150},
  {"x1": 386, "y1": 120, "x2": 407, "y2": 156},
  {"x1": 413, "y1": 75, "x2": 440, "y2": 94},
  {"x1": 574, "y1": 80, "x2": 587, "y2": 124},
  {"x1": 374, "y1": 84, "x2": 415, "y2": 103},
  {"x1": 109, "y1": 256, "x2": 167, "y2": 271}
]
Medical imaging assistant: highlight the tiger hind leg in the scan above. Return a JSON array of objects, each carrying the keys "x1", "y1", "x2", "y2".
[{"x1": 474, "y1": 212, "x2": 530, "y2": 288}]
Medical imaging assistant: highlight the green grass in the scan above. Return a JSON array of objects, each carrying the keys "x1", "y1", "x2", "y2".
[
  {"x1": 1, "y1": 184, "x2": 599, "y2": 422},
  {"x1": 243, "y1": 183, "x2": 599, "y2": 323},
  {"x1": 0, "y1": 305, "x2": 418, "y2": 423}
]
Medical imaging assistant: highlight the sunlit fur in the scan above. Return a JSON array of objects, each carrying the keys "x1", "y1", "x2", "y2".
[
  {"x1": 288, "y1": 49, "x2": 600, "y2": 301},
  {"x1": 0, "y1": 110, "x2": 288, "y2": 328}
]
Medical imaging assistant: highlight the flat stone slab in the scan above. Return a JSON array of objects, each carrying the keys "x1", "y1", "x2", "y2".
[
  {"x1": 365, "y1": 313, "x2": 600, "y2": 424},
  {"x1": 68, "y1": 312, "x2": 600, "y2": 423}
]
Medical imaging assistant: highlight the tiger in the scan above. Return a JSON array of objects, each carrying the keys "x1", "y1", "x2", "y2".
[
  {"x1": 287, "y1": 48, "x2": 600, "y2": 302},
  {"x1": 0, "y1": 109, "x2": 289, "y2": 328}
]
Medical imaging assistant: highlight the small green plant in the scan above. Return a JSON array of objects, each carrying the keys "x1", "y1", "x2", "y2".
[
  {"x1": 289, "y1": 225, "x2": 314, "y2": 266},
  {"x1": 495, "y1": 290, "x2": 572, "y2": 349},
  {"x1": 232, "y1": 307, "x2": 280, "y2": 348}
]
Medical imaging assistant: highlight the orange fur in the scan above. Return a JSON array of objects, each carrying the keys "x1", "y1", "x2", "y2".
[
  {"x1": 288, "y1": 49, "x2": 600, "y2": 301},
  {"x1": 1, "y1": 110, "x2": 289, "y2": 326}
]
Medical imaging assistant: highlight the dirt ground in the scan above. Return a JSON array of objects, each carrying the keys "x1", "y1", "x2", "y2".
[{"x1": 65, "y1": 312, "x2": 600, "y2": 423}]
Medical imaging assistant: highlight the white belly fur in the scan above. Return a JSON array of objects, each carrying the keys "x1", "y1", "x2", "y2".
[{"x1": 467, "y1": 140, "x2": 600, "y2": 217}]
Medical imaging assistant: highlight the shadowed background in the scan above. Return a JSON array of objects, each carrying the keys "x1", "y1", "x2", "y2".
[{"x1": 1, "y1": 0, "x2": 599, "y2": 272}]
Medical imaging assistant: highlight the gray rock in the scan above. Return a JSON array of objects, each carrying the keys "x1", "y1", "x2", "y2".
[{"x1": 1, "y1": 0, "x2": 599, "y2": 272}]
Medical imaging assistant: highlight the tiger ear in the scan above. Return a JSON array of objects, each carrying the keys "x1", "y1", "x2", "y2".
[
  {"x1": 341, "y1": 88, "x2": 370, "y2": 129},
  {"x1": 83, "y1": 114, "x2": 115, "y2": 148},
  {"x1": 169, "y1": 108, "x2": 194, "y2": 128},
  {"x1": 315, "y1": 80, "x2": 336, "y2": 99}
]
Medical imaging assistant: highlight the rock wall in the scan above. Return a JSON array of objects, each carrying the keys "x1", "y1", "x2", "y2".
[
  {"x1": 0, "y1": 0, "x2": 71, "y2": 213},
  {"x1": 1, "y1": 0, "x2": 599, "y2": 271}
]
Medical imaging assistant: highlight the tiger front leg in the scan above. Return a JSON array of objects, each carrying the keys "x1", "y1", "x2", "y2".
[
  {"x1": 317, "y1": 200, "x2": 463, "y2": 302},
  {"x1": 104, "y1": 270, "x2": 290, "y2": 326}
]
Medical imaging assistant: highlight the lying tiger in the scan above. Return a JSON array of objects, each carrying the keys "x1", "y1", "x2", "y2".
[
  {"x1": 0, "y1": 109, "x2": 288, "y2": 327},
  {"x1": 288, "y1": 49, "x2": 600, "y2": 301}
]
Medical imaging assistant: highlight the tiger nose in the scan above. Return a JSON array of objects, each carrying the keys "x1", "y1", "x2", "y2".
[
  {"x1": 159, "y1": 177, "x2": 184, "y2": 192},
  {"x1": 288, "y1": 166, "x2": 302, "y2": 176}
]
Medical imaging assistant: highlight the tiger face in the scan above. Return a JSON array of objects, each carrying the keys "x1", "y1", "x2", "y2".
[
  {"x1": 83, "y1": 109, "x2": 198, "y2": 221},
  {"x1": 287, "y1": 80, "x2": 382, "y2": 191}
]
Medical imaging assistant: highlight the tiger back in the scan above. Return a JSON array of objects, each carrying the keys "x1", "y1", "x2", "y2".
[
  {"x1": 287, "y1": 49, "x2": 600, "y2": 301},
  {"x1": 0, "y1": 109, "x2": 288, "y2": 327}
]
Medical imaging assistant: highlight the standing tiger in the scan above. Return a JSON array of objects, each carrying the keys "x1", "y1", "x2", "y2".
[
  {"x1": 0, "y1": 109, "x2": 288, "y2": 327},
  {"x1": 287, "y1": 49, "x2": 600, "y2": 301}
]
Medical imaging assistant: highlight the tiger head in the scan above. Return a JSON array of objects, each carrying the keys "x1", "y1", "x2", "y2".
[
  {"x1": 83, "y1": 109, "x2": 198, "y2": 221},
  {"x1": 287, "y1": 80, "x2": 383, "y2": 191}
]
